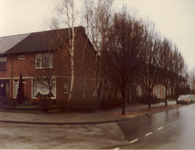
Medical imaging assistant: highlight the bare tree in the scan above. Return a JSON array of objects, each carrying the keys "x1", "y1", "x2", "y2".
[
  {"x1": 26, "y1": 49, "x2": 58, "y2": 106},
  {"x1": 158, "y1": 38, "x2": 183, "y2": 106},
  {"x1": 49, "y1": 0, "x2": 77, "y2": 100},
  {"x1": 102, "y1": 9, "x2": 145, "y2": 115},
  {"x1": 138, "y1": 21, "x2": 161, "y2": 110},
  {"x1": 170, "y1": 46, "x2": 186, "y2": 101},
  {"x1": 189, "y1": 68, "x2": 195, "y2": 94},
  {"x1": 82, "y1": 0, "x2": 114, "y2": 98}
]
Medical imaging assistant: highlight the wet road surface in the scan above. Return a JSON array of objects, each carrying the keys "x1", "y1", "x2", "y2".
[
  {"x1": 110, "y1": 104, "x2": 195, "y2": 149},
  {"x1": 0, "y1": 122, "x2": 126, "y2": 149},
  {"x1": 0, "y1": 103, "x2": 194, "y2": 149}
]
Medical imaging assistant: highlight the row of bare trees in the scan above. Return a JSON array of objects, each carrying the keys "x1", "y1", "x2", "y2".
[
  {"x1": 40, "y1": 0, "x2": 188, "y2": 114},
  {"x1": 80, "y1": 1, "x2": 187, "y2": 114},
  {"x1": 189, "y1": 69, "x2": 195, "y2": 94}
]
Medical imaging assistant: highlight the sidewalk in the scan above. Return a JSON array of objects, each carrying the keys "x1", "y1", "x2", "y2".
[{"x1": 0, "y1": 101, "x2": 179, "y2": 125}]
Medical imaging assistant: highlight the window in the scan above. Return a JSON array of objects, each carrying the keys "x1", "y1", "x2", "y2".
[
  {"x1": 32, "y1": 79, "x2": 56, "y2": 99},
  {"x1": 156, "y1": 86, "x2": 159, "y2": 96},
  {"x1": 64, "y1": 83, "x2": 69, "y2": 94},
  {"x1": 0, "y1": 57, "x2": 7, "y2": 71},
  {"x1": 13, "y1": 80, "x2": 19, "y2": 98},
  {"x1": 35, "y1": 53, "x2": 53, "y2": 69},
  {"x1": 138, "y1": 86, "x2": 142, "y2": 97},
  {"x1": 166, "y1": 87, "x2": 169, "y2": 96},
  {"x1": 18, "y1": 55, "x2": 26, "y2": 60},
  {"x1": 13, "y1": 79, "x2": 25, "y2": 98}
]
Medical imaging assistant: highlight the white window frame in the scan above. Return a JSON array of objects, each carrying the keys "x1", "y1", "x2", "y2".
[
  {"x1": 35, "y1": 53, "x2": 53, "y2": 69},
  {"x1": 32, "y1": 78, "x2": 56, "y2": 99},
  {"x1": 13, "y1": 79, "x2": 26, "y2": 98}
]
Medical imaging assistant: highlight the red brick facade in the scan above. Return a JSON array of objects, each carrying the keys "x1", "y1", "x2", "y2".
[{"x1": 0, "y1": 26, "x2": 95, "y2": 102}]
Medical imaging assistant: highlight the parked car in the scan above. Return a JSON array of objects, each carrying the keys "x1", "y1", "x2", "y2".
[
  {"x1": 177, "y1": 95, "x2": 191, "y2": 104},
  {"x1": 186, "y1": 94, "x2": 195, "y2": 103}
]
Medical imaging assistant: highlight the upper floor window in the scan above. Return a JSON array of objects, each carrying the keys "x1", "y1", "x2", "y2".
[
  {"x1": 0, "y1": 57, "x2": 7, "y2": 71},
  {"x1": 35, "y1": 53, "x2": 53, "y2": 69}
]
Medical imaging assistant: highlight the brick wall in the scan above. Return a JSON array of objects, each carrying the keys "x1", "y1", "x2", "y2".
[{"x1": 0, "y1": 27, "x2": 95, "y2": 103}]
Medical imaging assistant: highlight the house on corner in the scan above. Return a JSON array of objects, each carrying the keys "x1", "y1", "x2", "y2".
[{"x1": 0, "y1": 26, "x2": 95, "y2": 103}]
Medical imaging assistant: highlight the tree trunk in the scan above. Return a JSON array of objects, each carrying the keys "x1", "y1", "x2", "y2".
[
  {"x1": 49, "y1": 85, "x2": 52, "y2": 107},
  {"x1": 121, "y1": 87, "x2": 126, "y2": 115},
  {"x1": 69, "y1": 53, "x2": 74, "y2": 100},
  {"x1": 148, "y1": 90, "x2": 151, "y2": 110},
  {"x1": 165, "y1": 86, "x2": 168, "y2": 107},
  {"x1": 83, "y1": 73, "x2": 87, "y2": 99},
  {"x1": 69, "y1": 17, "x2": 75, "y2": 100},
  {"x1": 93, "y1": 55, "x2": 102, "y2": 98}
]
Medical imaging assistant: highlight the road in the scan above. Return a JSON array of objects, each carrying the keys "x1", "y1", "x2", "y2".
[
  {"x1": 0, "y1": 122, "x2": 126, "y2": 149},
  {"x1": 0, "y1": 103, "x2": 194, "y2": 149},
  {"x1": 109, "y1": 104, "x2": 195, "y2": 149}
]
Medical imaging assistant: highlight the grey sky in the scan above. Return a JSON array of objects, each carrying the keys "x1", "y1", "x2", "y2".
[{"x1": 0, "y1": 0, "x2": 194, "y2": 71}]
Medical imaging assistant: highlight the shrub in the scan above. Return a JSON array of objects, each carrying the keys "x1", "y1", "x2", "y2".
[
  {"x1": 137, "y1": 94, "x2": 162, "y2": 104},
  {"x1": 38, "y1": 96, "x2": 53, "y2": 112},
  {"x1": 1, "y1": 97, "x2": 13, "y2": 105},
  {"x1": 112, "y1": 98, "x2": 123, "y2": 107},
  {"x1": 16, "y1": 73, "x2": 24, "y2": 104},
  {"x1": 21, "y1": 95, "x2": 30, "y2": 106},
  {"x1": 12, "y1": 99, "x2": 16, "y2": 107},
  {"x1": 99, "y1": 97, "x2": 122, "y2": 110},
  {"x1": 100, "y1": 98, "x2": 112, "y2": 110},
  {"x1": 56, "y1": 97, "x2": 122, "y2": 111},
  {"x1": 31, "y1": 98, "x2": 39, "y2": 105},
  {"x1": 57, "y1": 99, "x2": 68, "y2": 107}
]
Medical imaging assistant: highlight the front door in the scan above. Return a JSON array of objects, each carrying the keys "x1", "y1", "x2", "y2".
[{"x1": 0, "y1": 81, "x2": 6, "y2": 97}]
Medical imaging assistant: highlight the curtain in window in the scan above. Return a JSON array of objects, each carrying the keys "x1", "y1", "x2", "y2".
[
  {"x1": 13, "y1": 82, "x2": 19, "y2": 98},
  {"x1": 33, "y1": 79, "x2": 56, "y2": 98}
]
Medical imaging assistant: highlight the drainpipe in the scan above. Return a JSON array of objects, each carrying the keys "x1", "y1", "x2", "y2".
[{"x1": 9, "y1": 55, "x2": 12, "y2": 99}]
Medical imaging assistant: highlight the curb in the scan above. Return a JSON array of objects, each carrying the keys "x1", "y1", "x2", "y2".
[{"x1": 0, "y1": 119, "x2": 130, "y2": 125}]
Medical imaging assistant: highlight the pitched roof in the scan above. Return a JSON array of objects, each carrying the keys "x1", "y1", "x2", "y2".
[
  {"x1": 0, "y1": 33, "x2": 30, "y2": 54},
  {"x1": 0, "y1": 26, "x2": 84, "y2": 55}
]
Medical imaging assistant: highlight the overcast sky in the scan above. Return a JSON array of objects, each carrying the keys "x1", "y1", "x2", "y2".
[{"x1": 0, "y1": 0, "x2": 195, "y2": 71}]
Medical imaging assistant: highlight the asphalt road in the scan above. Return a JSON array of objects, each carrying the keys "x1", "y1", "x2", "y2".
[
  {"x1": 0, "y1": 103, "x2": 194, "y2": 149},
  {"x1": 109, "y1": 104, "x2": 195, "y2": 149},
  {"x1": 0, "y1": 122, "x2": 127, "y2": 149}
]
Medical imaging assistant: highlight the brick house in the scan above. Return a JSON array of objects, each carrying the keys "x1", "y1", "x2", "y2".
[{"x1": 0, "y1": 26, "x2": 95, "y2": 103}]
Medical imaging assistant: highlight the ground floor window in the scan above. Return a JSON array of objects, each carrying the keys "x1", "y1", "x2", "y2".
[
  {"x1": 13, "y1": 79, "x2": 25, "y2": 98},
  {"x1": 168, "y1": 87, "x2": 171, "y2": 95},
  {"x1": 64, "y1": 83, "x2": 69, "y2": 94},
  {"x1": 156, "y1": 86, "x2": 159, "y2": 96},
  {"x1": 138, "y1": 86, "x2": 142, "y2": 97},
  {"x1": 32, "y1": 79, "x2": 56, "y2": 99}
]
